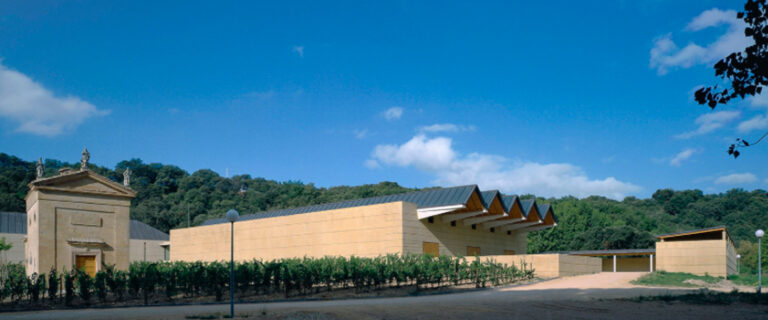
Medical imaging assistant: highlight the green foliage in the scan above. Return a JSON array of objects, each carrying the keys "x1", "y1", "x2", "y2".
[
  {"x1": 7, "y1": 263, "x2": 25, "y2": 303},
  {"x1": 0, "y1": 153, "x2": 415, "y2": 233},
  {"x1": 0, "y1": 237, "x2": 12, "y2": 252},
  {"x1": 75, "y1": 269, "x2": 92, "y2": 305},
  {"x1": 527, "y1": 190, "x2": 768, "y2": 274},
  {"x1": 629, "y1": 290, "x2": 768, "y2": 305},
  {"x1": 0, "y1": 255, "x2": 530, "y2": 308},
  {"x1": 27, "y1": 272, "x2": 45, "y2": 302},
  {"x1": 94, "y1": 270, "x2": 108, "y2": 302},
  {"x1": 63, "y1": 270, "x2": 75, "y2": 306},
  {"x1": 47, "y1": 268, "x2": 59, "y2": 302}
]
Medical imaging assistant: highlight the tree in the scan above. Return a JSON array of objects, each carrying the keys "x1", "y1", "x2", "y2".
[
  {"x1": 0, "y1": 237, "x2": 11, "y2": 252},
  {"x1": 695, "y1": 0, "x2": 768, "y2": 157}
]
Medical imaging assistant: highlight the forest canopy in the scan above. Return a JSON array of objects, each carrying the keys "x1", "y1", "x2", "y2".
[{"x1": 0, "y1": 153, "x2": 765, "y2": 272}]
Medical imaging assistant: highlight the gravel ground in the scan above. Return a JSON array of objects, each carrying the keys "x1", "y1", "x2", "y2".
[{"x1": 4, "y1": 272, "x2": 767, "y2": 320}]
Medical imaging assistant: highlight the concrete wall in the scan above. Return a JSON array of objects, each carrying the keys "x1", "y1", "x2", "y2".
[
  {"x1": 171, "y1": 202, "x2": 406, "y2": 262},
  {"x1": 26, "y1": 188, "x2": 131, "y2": 275},
  {"x1": 0, "y1": 233, "x2": 25, "y2": 264},
  {"x1": 656, "y1": 239, "x2": 735, "y2": 277},
  {"x1": 401, "y1": 202, "x2": 528, "y2": 257},
  {"x1": 129, "y1": 239, "x2": 168, "y2": 262},
  {"x1": 487, "y1": 254, "x2": 601, "y2": 278}
]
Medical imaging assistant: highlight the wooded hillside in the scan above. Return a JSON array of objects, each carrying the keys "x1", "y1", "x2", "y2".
[{"x1": 1, "y1": 153, "x2": 765, "y2": 273}]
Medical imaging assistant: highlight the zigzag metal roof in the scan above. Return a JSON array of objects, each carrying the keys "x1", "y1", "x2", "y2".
[
  {"x1": 500, "y1": 195, "x2": 520, "y2": 212},
  {"x1": 520, "y1": 199, "x2": 535, "y2": 217},
  {"x1": 202, "y1": 185, "x2": 480, "y2": 226},
  {"x1": 479, "y1": 190, "x2": 500, "y2": 209}
]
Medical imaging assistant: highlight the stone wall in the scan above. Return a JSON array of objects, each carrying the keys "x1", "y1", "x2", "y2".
[
  {"x1": 170, "y1": 202, "x2": 406, "y2": 262},
  {"x1": 656, "y1": 239, "x2": 734, "y2": 277},
  {"x1": 486, "y1": 254, "x2": 601, "y2": 278}
]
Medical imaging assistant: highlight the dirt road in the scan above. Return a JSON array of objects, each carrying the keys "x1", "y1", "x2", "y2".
[{"x1": 4, "y1": 272, "x2": 767, "y2": 320}]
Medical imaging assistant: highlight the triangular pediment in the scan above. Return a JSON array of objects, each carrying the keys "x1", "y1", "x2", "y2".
[{"x1": 29, "y1": 170, "x2": 137, "y2": 198}]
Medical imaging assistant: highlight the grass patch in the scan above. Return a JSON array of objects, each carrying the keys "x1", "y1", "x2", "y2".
[
  {"x1": 728, "y1": 273, "x2": 767, "y2": 287},
  {"x1": 631, "y1": 271, "x2": 721, "y2": 287},
  {"x1": 628, "y1": 289, "x2": 768, "y2": 305}
]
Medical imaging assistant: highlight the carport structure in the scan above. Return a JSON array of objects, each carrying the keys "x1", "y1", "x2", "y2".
[{"x1": 552, "y1": 249, "x2": 656, "y2": 272}]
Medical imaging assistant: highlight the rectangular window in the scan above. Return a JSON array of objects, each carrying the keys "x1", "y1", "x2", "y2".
[
  {"x1": 423, "y1": 242, "x2": 439, "y2": 257},
  {"x1": 503, "y1": 250, "x2": 516, "y2": 255},
  {"x1": 163, "y1": 246, "x2": 170, "y2": 260},
  {"x1": 467, "y1": 246, "x2": 481, "y2": 257}
]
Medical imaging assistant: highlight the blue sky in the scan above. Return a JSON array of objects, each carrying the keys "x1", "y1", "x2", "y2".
[{"x1": 1, "y1": 0, "x2": 766, "y2": 199}]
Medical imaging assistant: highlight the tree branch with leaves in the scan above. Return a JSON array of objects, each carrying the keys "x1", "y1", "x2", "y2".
[{"x1": 695, "y1": 0, "x2": 768, "y2": 158}]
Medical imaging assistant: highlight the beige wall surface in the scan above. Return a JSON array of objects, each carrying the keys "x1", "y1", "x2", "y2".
[
  {"x1": 401, "y1": 202, "x2": 528, "y2": 257},
  {"x1": 488, "y1": 254, "x2": 601, "y2": 278},
  {"x1": 129, "y1": 239, "x2": 168, "y2": 262},
  {"x1": 0, "y1": 233, "x2": 26, "y2": 264},
  {"x1": 171, "y1": 201, "x2": 532, "y2": 262},
  {"x1": 656, "y1": 239, "x2": 731, "y2": 277},
  {"x1": 26, "y1": 189, "x2": 131, "y2": 275},
  {"x1": 171, "y1": 202, "x2": 406, "y2": 262}
]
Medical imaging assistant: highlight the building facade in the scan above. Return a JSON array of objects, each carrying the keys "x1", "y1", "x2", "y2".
[
  {"x1": 655, "y1": 226, "x2": 737, "y2": 277},
  {"x1": 171, "y1": 185, "x2": 557, "y2": 262}
]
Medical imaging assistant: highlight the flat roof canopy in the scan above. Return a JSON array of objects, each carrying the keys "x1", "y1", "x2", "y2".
[{"x1": 547, "y1": 248, "x2": 655, "y2": 257}]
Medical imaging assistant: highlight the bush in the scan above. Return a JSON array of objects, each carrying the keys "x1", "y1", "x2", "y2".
[
  {"x1": 63, "y1": 270, "x2": 75, "y2": 306},
  {"x1": 94, "y1": 270, "x2": 108, "y2": 302},
  {"x1": 75, "y1": 269, "x2": 92, "y2": 305},
  {"x1": 27, "y1": 273, "x2": 45, "y2": 303},
  {"x1": 47, "y1": 269, "x2": 59, "y2": 302},
  {"x1": 0, "y1": 254, "x2": 533, "y2": 309}
]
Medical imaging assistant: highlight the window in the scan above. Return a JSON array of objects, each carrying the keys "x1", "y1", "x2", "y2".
[
  {"x1": 163, "y1": 246, "x2": 170, "y2": 260},
  {"x1": 451, "y1": 221, "x2": 456, "y2": 227},
  {"x1": 507, "y1": 230, "x2": 511, "y2": 235},
  {"x1": 467, "y1": 246, "x2": 481, "y2": 256},
  {"x1": 490, "y1": 227, "x2": 495, "y2": 233},
  {"x1": 423, "y1": 242, "x2": 439, "y2": 257},
  {"x1": 503, "y1": 250, "x2": 516, "y2": 255},
  {"x1": 428, "y1": 217, "x2": 434, "y2": 224},
  {"x1": 471, "y1": 224, "x2": 476, "y2": 230}
]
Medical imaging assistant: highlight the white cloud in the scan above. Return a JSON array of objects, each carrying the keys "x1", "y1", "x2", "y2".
[
  {"x1": 714, "y1": 172, "x2": 758, "y2": 184},
  {"x1": 650, "y1": 8, "x2": 749, "y2": 75},
  {"x1": 748, "y1": 92, "x2": 768, "y2": 108},
  {"x1": 0, "y1": 62, "x2": 106, "y2": 136},
  {"x1": 384, "y1": 107, "x2": 403, "y2": 121},
  {"x1": 737, "y1": 114, "x2": 768, "y2": 133},
  {"x1": 417, "y1": 123, "x2": 476, "y2": 133},
  {"x1": 367, "y1": 135, "x2": 640, "y2": 200},
  {"x1": 675, "y1": 110, "x2": 740, "y2": 139},
  {"x1": 354, "y1": 129, "x2": 368, "y2": 139},
  {"x1": 669, "y1": 148, "x2": 698, "y2": 167},
  {"x1": 292, "y1": 45, "x2": 304, "y2": 57}
]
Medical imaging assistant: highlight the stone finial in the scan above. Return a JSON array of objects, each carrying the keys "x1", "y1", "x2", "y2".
[
  {"x1": 36, "y1": 157, "x2": 44, "y2": 179},
  {"x1": 123, "y1": 168, "x2": 132, "y2": 187},
  {"x1": 81, "y1": 148, "x2": 90, "y2": 171}
]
